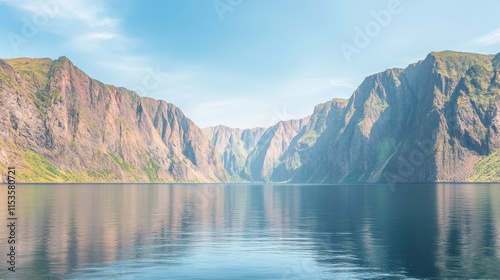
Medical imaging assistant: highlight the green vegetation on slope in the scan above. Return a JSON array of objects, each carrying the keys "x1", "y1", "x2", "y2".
[
  {"x1": 19, "y1": 149, "x2": 96, "y2": 182},
  {"x1": 107, "y1": 152, "x2": 164, "y2": 182},
  {"x1": 469, "y1": 149, "x2": 500, "y2": 182},
  {"x1": 108, "y1": 153, "x2": 141, "y2": 181},
  {"x1": 374, "y1": 138, "x2": 395, "y2": 167},
  {"x1": 0, "y1": 71, "x2": 15, "y2": 87},
  {"x1": 17, "y1": 149, "x2": 166, "y2": 183},
  {"x1": 227, "y1": 139, "x2": 248, "y2": 168},
  {"x1": 142, "y1": 153, "x2": 161, "y2": 182},
  {"x1": 463, "y1": 64, "x2": 500, "y2": 104},
  {"x1": 4, "y1": 58, "x2": 63, "y2": 119},
  {"x1": 298, "y1": 130, "x2": 318, "y2": 146},
  {"x1": 433, "y1": 51, "x2": 494, "y2": 82},
  {"x1": 5, "y1": 58, "x2": 53, "y2": 88}
]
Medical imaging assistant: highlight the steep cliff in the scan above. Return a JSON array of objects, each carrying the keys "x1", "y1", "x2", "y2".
[
  {"x1": 272, "y1": 98, "x2": 348, "y2": 182},
  {"x1": 2, "y1": 51, "x2": 500, "y2": 183},
  {"x1": 295, "y1": 51, "x2": 500, "y2": 183},
  {"x1": 242, "y1": 118, "x2": 310, "y2": 182},
  {"x1": 206, "y1": 51, "x2": 500, "y2": 183},
  {"x1": 202, "y1": 125, "x2": 265, "y2": 178},
  {"x1": 0, "y1": 57, "x2": 227, "y2": 182}
]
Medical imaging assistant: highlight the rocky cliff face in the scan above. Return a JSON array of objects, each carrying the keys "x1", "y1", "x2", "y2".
[
  {"x1": 242, "y1": 118, "x2": 310, "y2": 182},
  {"x1": 295, "y1": 51, "x2": 500, "y2": 183},
  {"x1": 0, "y1": 57, "x2": 227, "y2": 182},
  {"x1": 202, "y1": 125, "x2": 265, "y2": 178},
  {"x1": 272, "y1": 99, "x2": 348, "y2": 182},
  {"x1": 2, "y1": 51, "x2": 500, "y2": 183},
  {"x1": 206, "y1": 51, "x2": 500, "y2": 183},
  {"x1": 204, "y1": 117, "x2": 316, "y2": 182}
]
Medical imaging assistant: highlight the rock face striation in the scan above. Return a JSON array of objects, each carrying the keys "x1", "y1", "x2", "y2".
[
  {"x1": 202, "y1": 125, "x2": 266, "y2": 179},
  {"x1": 2, "y1": 51, "x2": 500, "y2": 183},
  {"x1": 0, "y1": 57, "x2": 227, "y2": 182},
  {"x1": 294, "y1": 51, "x2": 500, "y2": 183},
  {"x1": 206, "y1": 51, "x2": 500, "y2": 183}
]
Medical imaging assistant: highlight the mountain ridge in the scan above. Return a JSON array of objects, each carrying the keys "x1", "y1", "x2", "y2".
[
  {"x1": 205, "y1": 51, "x2": 500, "y2": 183},
  {"x1": 2, "y1": 50, "x2": 500, "y2": 183},
  {"x1": 0, "y1": 56, "x2": 227, "y2": 182}
]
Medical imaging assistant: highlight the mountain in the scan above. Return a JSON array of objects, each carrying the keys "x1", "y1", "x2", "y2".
[
  {"x1": 2, "y1": 51, "x2": 500, "y2": 183},
  {"x1": 203, "y1": 117, "x2": 315, "y2": 182},
  {"x1": 203, "y1": 99, "x2": 348, "y2": 182},
  {"x1": 0, "y1": 57, "x2": 227, "y2": 182},
  {"x1": 242, "y1": 117, "x2": 310, "y2": 182},
  {"x1": 206, "y1": 51, "x2": 500, "y2": 183},
  {"x1": 295, "y1": 51, "x2": 500, "y2": 183},
  {"x1": 271, "y1": 98, "x2": 348, "y2": 182},
  {"x1": 202, "y1": 125, "x2": 265, "y2": 179}
]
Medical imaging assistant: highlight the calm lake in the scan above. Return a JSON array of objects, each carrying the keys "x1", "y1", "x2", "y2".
[{"x1": 0, "y1": 183, "x2": 499, "y2": 279}]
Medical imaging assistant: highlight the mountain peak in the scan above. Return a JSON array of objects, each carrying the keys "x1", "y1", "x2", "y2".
[
  {"x1": 2, "y1": 56, "x2": 76, "y2": 77},
  {"x1": 3, "y1": 51, "x2": 500, "y2": 183},
  {"x1": 493, "y1": 53, "x2": 500, "y2": 68},
  {"x1": 57, "y1": 55, "x2": 70, "y2": 61},
  {"x1": 424, "y1": 50, "x2": 493, "y2": 64},
  {"x1": 421, "y1": 50, "x2": 496, "y2": 82},
  {"x1": 0, "y1": 55, "x2": 228, "y2": 183},
  {"x1": 429, "y1": 50, "x2": 484, "y2": 58},
  {"x1": 55, "y1": 55, "x2": 74, "y2": 67},
  {"x1": 331, "y1": 98, "x2": 349, "y2": 104}
]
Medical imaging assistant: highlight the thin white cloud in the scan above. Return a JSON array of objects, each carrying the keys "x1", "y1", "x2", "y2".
[
  {"x1": 0, "y1": 0, "x2": 108, "y2": 26},
  {"x1": 330, "y1": 77, "x2": 357, "y2": 89},
  {"x1": 473, "y1": 28, "x2": 500, "y2": 45},
  {"x1": 1, "y1": 0, "x2": 128, "y2": 51},
  {"x1": 1, "y1": 0, "x2": 156, "y2": 94},
  {"x1": 74, "y1": 32, "x2": 119, "y2": 44}
]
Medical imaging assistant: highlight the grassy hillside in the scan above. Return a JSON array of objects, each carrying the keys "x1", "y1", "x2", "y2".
[{"x1": 469, "y1": 149, "x2": 500, "y2": 182}]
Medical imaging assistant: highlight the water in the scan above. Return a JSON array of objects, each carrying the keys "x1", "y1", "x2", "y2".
[{"x1": 0, "y1": 183, "x2": 499, "y2": 279}]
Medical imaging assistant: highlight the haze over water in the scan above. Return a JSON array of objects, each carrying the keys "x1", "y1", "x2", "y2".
[{"x1": 0, "y1": 183, "x2": 499, "y2": 279}]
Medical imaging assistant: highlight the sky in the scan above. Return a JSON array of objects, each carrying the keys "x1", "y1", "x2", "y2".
[{"x1": 0, "y1": 0, "x2": 499, "y2": 128}]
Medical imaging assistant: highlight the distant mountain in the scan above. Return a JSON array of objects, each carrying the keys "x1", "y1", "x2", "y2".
[
  {"x1": 272, "y1": 99, "x2": 348, "y2": 182},
  {"x1": 203, "y1": 99, "x2": 347, "y2": 182},
  {"x1": 2, "y1": 51, "x2": 500, "y2": 183},
  {"x1": 205, "y1": 117, "x2": 317, "y2": 182},
  {"x1": 242, "y1": 117, "x2": 310, "y2": 182},
  {"x1": 202, "y1": 125, "x2": 265, "y2": 179},
  {"x1": 0, "y1": 57, "x2": 227, "y2": 182},
  {"x1": 206, "y1": 51, "x2": 500, "y2": 183}
]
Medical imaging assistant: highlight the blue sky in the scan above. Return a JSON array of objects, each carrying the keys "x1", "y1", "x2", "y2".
[{"x1": 1, "y1": 0, "x2": 499, "y2": 128}]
